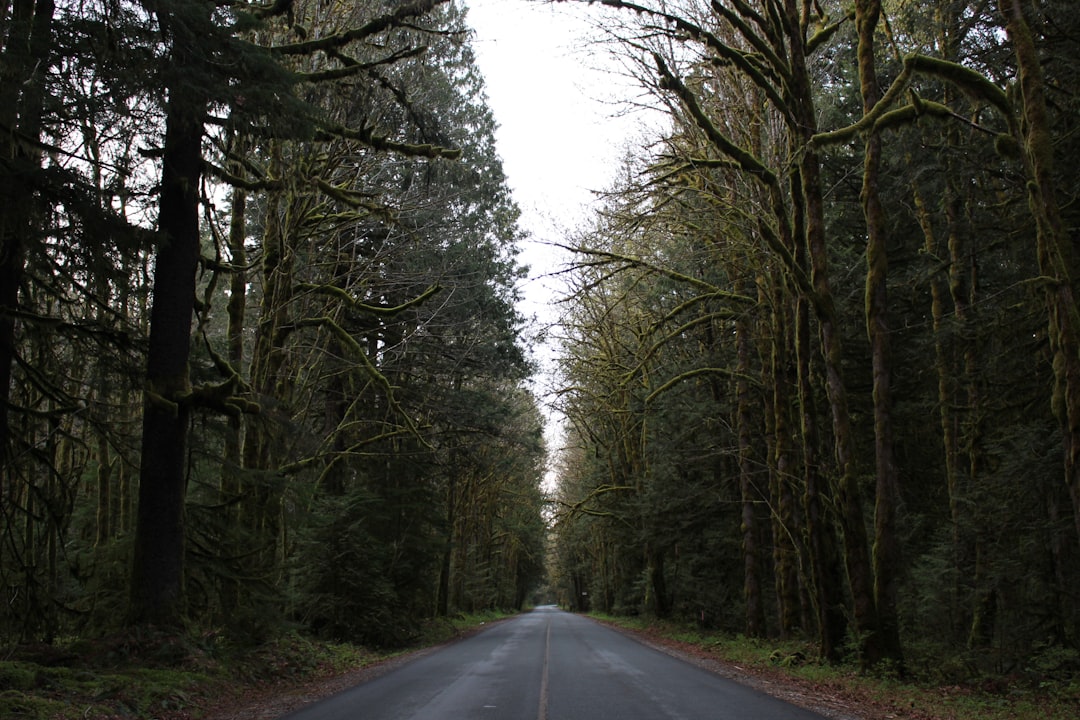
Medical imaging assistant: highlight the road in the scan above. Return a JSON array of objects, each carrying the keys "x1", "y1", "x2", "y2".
[{"x1": 280, "y1": 606, "x2": 828, "y2": 720}]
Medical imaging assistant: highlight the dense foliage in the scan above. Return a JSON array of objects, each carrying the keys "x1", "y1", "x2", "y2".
[
  {"x1": 0, "y1": 0, "x2": 547, "y2": 648},
  {"x1": 550, "y1": 0, "x2": 1080, "y2": 681}
]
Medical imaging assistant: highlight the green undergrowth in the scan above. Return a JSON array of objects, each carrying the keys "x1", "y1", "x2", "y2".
[
  {"x1": 0, "y1": 642, "x2": 224, "y2": 720},
  {"x1": 0, "y1": 611, "x2": 513, "y2": 719},
  {"x1": 591, "y1": 614, "x2": 1079, "y2": 720},
  {"x1": 417, "y1": 609, "x2": 517, "y2": 646}
]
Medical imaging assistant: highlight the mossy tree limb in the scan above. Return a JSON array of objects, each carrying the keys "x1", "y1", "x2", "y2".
[{"x1": 1000, "y1": 0, "x2": 1080, "y2": 550}]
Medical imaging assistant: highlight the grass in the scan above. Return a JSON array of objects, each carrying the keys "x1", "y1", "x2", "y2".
[{"x1": 591, "y1": 614, "x2": 1080, "y2": 720}]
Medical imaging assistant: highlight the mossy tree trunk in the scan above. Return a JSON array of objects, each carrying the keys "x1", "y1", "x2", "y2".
[
  {"x1": 795, "y1": 277, "x2": 847, "y2": 661},
  {"x1": 783, "y1": 0, "x2": 882, "y2": 665},
  {"x1": 999, "y1": 0, "x2": 1080, "y2": 551},
  {"x1": 854, "y1": 0, "x2": 905, "y2": 670},
  {"x1": 735, "y1": 282, "x2": 767, "y2": 638},
  {"x1": 616, "y1": 0, "x2": 884, "y2": 662},
  {"x1": 242, "y1": 161, "x2": 294, "y2": 587},
  {"x1": 220, "y1": 134, "x2": 249, "y2": 621},
  {"x1": 769, "y1": 285, "x2": 802, "y2": 638}
]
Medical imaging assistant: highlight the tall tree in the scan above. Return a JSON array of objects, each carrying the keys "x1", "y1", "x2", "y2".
[
  {"x1": 128, "y1": 0, "x2": 208, "y2": 626},
  {"x1": 129, "y1": 0, "x2": 459, "y2": 627},
  {"x1": 552, "y1": 0, "x2": 1080, "y2": 675},
  {"x1": 998, "y1": 0, "x2": 1080, "y2": 549},
  {"x1": 575, "y1": 0, "x2": 889, "y2": 664},
  {"x1": 0, "y1": 0, "x2": 55, "y2": 500},
  {"x1": 854, "y1": 0, "x2": 904, "y2": 669}
]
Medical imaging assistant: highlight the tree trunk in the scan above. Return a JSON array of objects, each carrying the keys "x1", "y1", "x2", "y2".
[
  {"x1": 95, "y1": 433, "x2": 113, "y2": 546},
  {"x1": 735, "y1": 291, "x2": 766, "y2": 638},
  {"x1": 648, "y1": 547, "x2": 670, "y2": 618},
  {"x1": 786, "y1": 74, "x2": 847, "y2": 660},
  {"x1": 437, "y1": 468, "x2": 457, "y2": 617},
  {"x1": 222, "y1": 153, "x2": 248, "y2": 481},
  {"x1": 769, "y1": 292, "x2": 801, "y2": 638},
  {"x1": 784, "y1": 0, "x2": 881, "y2": 665},
  {"x1": 914, "y1": 120, "x2": 985, "y2": 646},
  {"x1": 999, "y1": 0, "x2": 1080, "y2": 552},
  {"x1": 794, "y1": 290, "x2": 848, "y2": 662},
  {"x1": 243, "y1": 152, "x2": 294, "y2": 582},
  {"x1": 129, "y1": 8, "x2": 206, "y2": 627},
  {"x1": 855, "y1": 0, "x2": 905, "y2": 670},
  {"x1": 0, "y1": 0, "x2": 53, "y2": 501},
  {"x1": 786, "y1": 151, "x2": 846, "y2": 658},
  {"x1": 220, "y1": 141, "x2": 248, "y2": 620}
]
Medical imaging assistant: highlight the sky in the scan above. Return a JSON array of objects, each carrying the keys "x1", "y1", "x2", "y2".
[
  {"x1": 461, "y1": 0, "x2": 653, "y2": 480},
  {"x1": 463, "y1": 0, "x2": 648, "y2": 342},
  {"x1": 462, "y1": 1, "x2": 666, "y2": 481}
]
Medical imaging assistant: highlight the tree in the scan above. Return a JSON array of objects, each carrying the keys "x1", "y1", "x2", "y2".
[
  {"x1": 0, "y1": 0, "x2": 155, "y2": 640},
  {"x1": 0, "y1": 0, "x2": 548, "y2": 643},
  {"x1": 563, "y1": 0, "x2": 888, "y2": 664},
  {"x1": 0, "y1": 0, "x2": 54, "y2": 486},
  {"x1": 553, "y1": 0, "x2": 1080, "y2": 672},
  {"x1": 128, "y1": 0, "x2": 207, "y2": 626},
  {"x1": 998, "y1": 0, "x2": 1080, "y2": 550},
  {"x1": 129, "y1": 0, "x2": 460, "y2": 628},
  {"x1": 854, "y1": 0, "x2": 904, "y2": 669}
]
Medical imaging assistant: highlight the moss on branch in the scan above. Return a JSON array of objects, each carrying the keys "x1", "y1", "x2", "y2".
[
  {"x1": 654, "y1": 53, "x2": 778, "y2": 185},
  {"x1": 812, "y1": 54, "x2": 1013, "y2": 148},
  {"x1": 645, "y1": 366, "x2": 756, "y2": 405},
  {"x1": 806, "y1": 10, "x2": 854, "y2": 54}
]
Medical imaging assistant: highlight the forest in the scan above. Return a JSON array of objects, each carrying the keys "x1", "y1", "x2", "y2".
[
  {"x1": 548, "y1": 0, "x2": 1080, "y2": 680},
  {"x1": 2, "y1": 0, "x2": 1079, "y2": 705},
  {"x1": 0, "y1": 0, "x2": 547, "y2": 650}
]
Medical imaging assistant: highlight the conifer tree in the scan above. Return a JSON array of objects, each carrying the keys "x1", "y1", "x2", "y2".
[{"x1": 129, "y1": 0, "x2": 459, "y2": 628}]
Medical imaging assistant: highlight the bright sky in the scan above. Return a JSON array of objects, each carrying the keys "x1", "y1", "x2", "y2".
[
  {"x1": 463, "y1": 0, "x2": 646, "y2": 483},
  {"x1": 464, "y1": 0, "x2": 664, "y2": 484},
  {"x1": 464, "y1": 0, "x2": 646, "y2": 332}
]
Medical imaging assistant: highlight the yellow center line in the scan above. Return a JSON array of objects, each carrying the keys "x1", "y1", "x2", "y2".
[{"x1": 537, "y1": 617, "x2": 551, "y2": 720}]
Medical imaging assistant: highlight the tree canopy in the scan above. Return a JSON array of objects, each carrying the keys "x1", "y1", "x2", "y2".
[
  {"x1": 549, "y1": 0, "x2": 1080, "y2": 676},
  {"x1": 0, "y1": 0, "x2": 547, "y2": 646}
]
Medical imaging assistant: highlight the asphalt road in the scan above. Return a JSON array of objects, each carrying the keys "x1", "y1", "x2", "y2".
[{"x1": 281, "y1": 606, "x2": 827, "y2": 720}]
